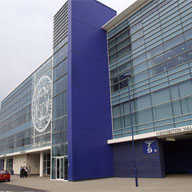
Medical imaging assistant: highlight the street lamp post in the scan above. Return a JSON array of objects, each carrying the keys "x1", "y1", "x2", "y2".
[{"x1": 126, "y1": 74, "x2": 138, "y2": 187}]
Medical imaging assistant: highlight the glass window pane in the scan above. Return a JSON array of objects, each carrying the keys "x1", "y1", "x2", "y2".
[
  {"x1": 132, "y1": 37, "x2": 144, "y2": 50},
  {"x1": 112, "y1": 105, "x2": 120, "y2": 117},
  {"x1": 53, "y1": 91, "x2": 67, "y2": 120},
  {"x1": 181, "y1": 98, "x2": 189, "y2": 114},
  {"x1": 117, "y1": 45, "x2": 131, "y2": 57},
  {"x1": 186, "y1": 40, "x2": 192, "y2": 50},
  {"x1": 54, "y1": 45, "x2": 68, "y2": 67},
  {"x1": 130, "y1": 22, "x2": 143, "y2": 34},
  {"x1": 148, "y1": 54, "x2": 166, "y2": 67},
  {"x1": 179, "y1": 80, "x2": 192, "y2": 98},
  {"x1": 53, "y1": 75, "x2": 67, "y2": 96},
  {"x1": 184, "y1": 28, "x2": 192, "y2": 40},
  {"x1": 164, "y1": 34, "x2": 185, "y2": 51},
  {"x1": 152, "y1": 87, "x2": 171, "y2": 105},
  {"x1": 134, "y1": 62, "x2": 147, "y2": 74},
  {"x1": 53, "y1": 59, "x2": 67, "y2": 81},
  {"x1": 153, "y1": 102, "x2": 173, "y2": 120},
  {"x1": 133, "y1": 54, "x2": 146, "y2": 66},
  {"x1": 188, "y1": 50, "x2": 192, "y2": 61},
  {"x1": 166, "y1": 43, "x2": 186, "y2": 59},
  {"x1": 170, "y1": 84, "x2": 180, "y2": 100},
  {"x1": 146, "y1": 44, "x2": 164, "y2": 59},
  {"x1": 136, "y1": 94, "x2": 151, "y2": 110},
  {"x1": 134, "y1": 71, "x2": 148, "y2": 82},
  {"x1": 167, "y1": 53, "x2": 188, "y2": 69},
  {"x1": 137, "y1": 108, "x2": 153, "y2": 124},
  {"x1": 117, "y1": 39, "x2": 130, "y2": 51},
  {"x1": 113, "y1": 117, "x2": 121, "y2": 130},
  {"x1": 151, "y1": 62, "x2": 167, "y2": 75},
  {"x1": 172, "y1": 100, "x2": 182, "y2": 116},
  {"x1": 131, "y1": 29, "x2": 143, "y2": 41},
  {"x1": 117, "y1": 29, "x2": 130, "y2": 43}
]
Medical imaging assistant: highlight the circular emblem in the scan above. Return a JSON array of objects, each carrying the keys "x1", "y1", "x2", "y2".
[{"x1": 32, "y1": 76, "x2": 52, "y2": 133}]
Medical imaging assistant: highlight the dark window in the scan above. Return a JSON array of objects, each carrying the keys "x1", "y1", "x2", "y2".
[
  {"x1": 148, "y1": 53, "x2": 166, "y2": 67},
  {"x1": 112, "y1": 84, "x2": 119, "y2": 92},
  {"x1": 120, "y1": 80, "x2": 128, "y2": 89},
  {"x1": 164, "y1": 34, "x2": 184, "y2": 51},
  {"x1": 167, "y1": 53, "x2": 188, "y2": 69},
  {"x1": 155, "y1": 63, "x2": 167, "y2": 74},
  {"x1": 166, "y1": 43, "x2": 186, "y2": 59},
  {"x1": 111, "y1": 71, "x2": 131, "y2": 92},
  {"x1": 112, "y1": 76, "x2": 118, "y2": 84},
  {"x1": 108, "y1": 27, "x2": 131, "y2": 62},
  {"x1": 147, "y1": 44, "x2": 164, "y2": 59}
]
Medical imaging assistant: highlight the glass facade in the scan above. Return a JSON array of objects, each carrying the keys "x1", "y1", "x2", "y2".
[
  {"x1": 0, "y1": 159, "x2": 4, "y2": 170},
  {"x1": 51, "y1": 1, "x2": 68, "y2": 180},
  {"x1": 0, "y1": 1, "x2": 68, "y2": 179},
  {"x1": 0, "y1": 57, "x2": 52, "y2": 155},
  {"x1": 43, "y1": 151, "x2": 51, "y2": 175},
  {"x1": 107, "y1": 0, "x2": 192, "y2": 138},
  {"x1": 6, "y1": 158, "x2": 13, "y2": 173}
]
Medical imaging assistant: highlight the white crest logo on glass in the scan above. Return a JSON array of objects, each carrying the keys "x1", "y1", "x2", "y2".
[{"x1": 32, "y1": 76, "x2": 52, "y2": 133}]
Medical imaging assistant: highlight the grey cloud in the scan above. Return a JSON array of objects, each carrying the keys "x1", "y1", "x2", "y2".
[{"x1": 0, "y1": 0, "x2": 135, "y2": 102}]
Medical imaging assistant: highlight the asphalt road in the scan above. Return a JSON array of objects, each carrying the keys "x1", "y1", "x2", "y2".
[{"x1": 0, "y1": 182, "x2": 47, "y2": 192}]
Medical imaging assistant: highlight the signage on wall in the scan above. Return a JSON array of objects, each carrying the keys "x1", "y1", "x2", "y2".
[
  {"x1": 32, "y1": 75, "x2": 52, "y2": 133},
  {"x1": 143, "y1": 140, "x2": 157, "y2": 154},
  {"x1": 156, "y1": 125, "x2": 192, "y2": 137}
]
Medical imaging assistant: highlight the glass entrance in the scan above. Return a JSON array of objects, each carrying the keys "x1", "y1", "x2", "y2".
[
  {"x1": 56, "y1": 157, "x2": 68, "y2": 180},
  {"x1": 0, "y1": 159, "x2": 4, "y2": 170},
  {"x1": 6, "y1": 158, "x2": 13, "y2": 173}
]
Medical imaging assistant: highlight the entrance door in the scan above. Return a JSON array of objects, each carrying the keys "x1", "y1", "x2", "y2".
[
  {"x1": 64, "y1": 157, "x2": 68, "y2": 180},
  {"x1": 56, "y1": 157, "x2": 68, "y2": 180},
  {"x1": 163, "y1": 139, "x2": 192, "y2": 174},
  {"x1": 0, "y1": 159, "x2": 4, "y2": 170}
]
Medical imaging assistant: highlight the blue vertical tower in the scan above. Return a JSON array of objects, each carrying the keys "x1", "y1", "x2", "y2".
[{"x1": 67, "y1": 0, "x2": 116, "y2": 181}]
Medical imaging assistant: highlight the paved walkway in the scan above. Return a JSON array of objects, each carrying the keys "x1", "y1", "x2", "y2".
[
  {"x1": 5, "y1": 174, "x2": 192, "y2": 192},
  {"x1": 0, "y1": 182, "x2": 47, "y2": 192}
]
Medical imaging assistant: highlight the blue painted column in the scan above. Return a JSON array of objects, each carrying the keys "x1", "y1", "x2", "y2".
[{"x1": 67, "y1": 0, "x2": 116, "y2": 181}]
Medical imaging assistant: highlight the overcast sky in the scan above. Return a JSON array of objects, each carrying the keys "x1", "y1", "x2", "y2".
[{"x1": 0, "y1": 0, "x2": 136, "y2": 102}]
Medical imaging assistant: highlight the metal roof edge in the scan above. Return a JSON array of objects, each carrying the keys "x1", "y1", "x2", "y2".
[{"x1": 102, "y1": 0, "x2": 152, "y2": 31}]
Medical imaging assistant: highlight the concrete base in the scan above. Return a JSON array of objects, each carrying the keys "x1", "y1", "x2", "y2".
[{"x1": 10, "y1": 153, "x2": 40, "y2": 175}]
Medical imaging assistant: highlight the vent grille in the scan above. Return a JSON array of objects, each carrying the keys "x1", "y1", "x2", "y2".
[{"x1": 53, "y1": 1, "x2": 68, "y2": 48}]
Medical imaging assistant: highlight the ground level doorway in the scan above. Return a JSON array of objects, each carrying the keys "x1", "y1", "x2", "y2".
[
  {"x1": 56, "y1": 157, "x2": 68, "y2": 180},
  {"x1": 163, "y1": 136, "x2": 192, "y2": 175}
]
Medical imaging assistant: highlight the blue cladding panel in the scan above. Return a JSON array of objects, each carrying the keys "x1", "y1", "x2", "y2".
[
  {"x1": 113, "y1": 139, "x2": 165, "y2": 178},
  {"x1": 68, "y1": 0, "x2": 116, "y2": 181},
  {"x1": 70, "y1": 0, "x2": 116, "y2": 29},
  {"x1": 72, "y1": 20, "x2": 110, "y2": 67}
]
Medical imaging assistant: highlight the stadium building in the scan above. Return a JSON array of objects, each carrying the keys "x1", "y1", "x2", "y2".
[
  {"x1": 0, "y1": 0, "x2": 192, "y2": 181},
  {"x1": 104, "y1": 0, "x2": 192, "y2": 177}
]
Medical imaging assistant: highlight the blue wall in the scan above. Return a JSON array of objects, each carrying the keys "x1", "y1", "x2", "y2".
[
  {"x1": 68, "y1": 0, "x2": 116, "y2": 181},
  {"x1": 113, "y1": 139, "x2": 165, "y2": 178}
]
